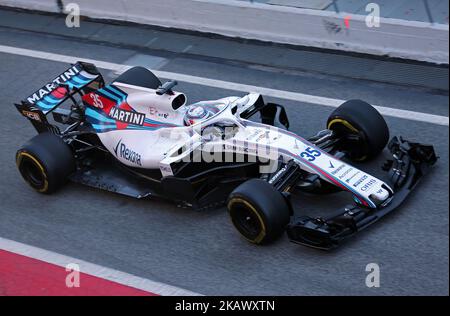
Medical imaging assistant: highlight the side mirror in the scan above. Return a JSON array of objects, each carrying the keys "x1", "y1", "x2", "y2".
[{"x1": 260, "y1": 103, "x2": 290, "y2": 130}]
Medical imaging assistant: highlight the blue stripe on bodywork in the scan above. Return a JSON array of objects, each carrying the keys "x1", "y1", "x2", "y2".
[
  {"x1": 88, "y1": 122, "x2": 170, "y2": 133},
  {"x1": 143, "y1": 117, "x2": 178, "y2": 126},
  {"x1": 70, "y1": 76, "x2": 90, "y2": 86},
  {"x1": 91, "y1": 124, "x2": 118, "y2": 130},
  {"x1": 36, "y1": 101, "x2": 55, "y2": 110},
  {"x1": 85, "y1": 108, "x2": 116, "y2": 124},
  {"x1": 98, "y1": 88, "x2": 121, "y2": 104},
  {"x1": 43, "y1": 95, "x2": 61, "y2": 104},
  {"x1": 107, "y1": 85, "x2": 127, "y2": 102}
]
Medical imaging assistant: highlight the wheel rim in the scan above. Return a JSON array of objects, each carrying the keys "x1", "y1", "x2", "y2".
[
  {"x1": 17, "y1": 153, "x2": 48, "y2": 192},
  {"x1": 229, "y1": 199, "x2": 265, "y2": 243}
]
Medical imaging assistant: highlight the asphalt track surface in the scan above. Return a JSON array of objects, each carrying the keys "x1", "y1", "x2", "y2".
[{"x1": 0, "y1": 14, "x2": 448, "y2": 296}]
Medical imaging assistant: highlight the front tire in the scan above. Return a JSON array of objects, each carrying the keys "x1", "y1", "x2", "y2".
[
  {"x1": 227, "y1": 179, "x2": 291, "y2": 244},
  {"x1": 327, "y1": 99, "x2": 389, "y2": 161},
  {"x1": 16, "y1": 133, "x2": 75, "y2": 194}
]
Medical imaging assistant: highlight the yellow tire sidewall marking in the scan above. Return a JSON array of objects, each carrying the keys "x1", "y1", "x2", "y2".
[
  {"x1": 16, "y1": 151, "x2": 49, "y2": 193},
  {"x1": 228, "y1": 197, "x2": 267, "y2": 244},
  {"x1": 327, "y1": 118, "x2": 359, "y2": 133}
]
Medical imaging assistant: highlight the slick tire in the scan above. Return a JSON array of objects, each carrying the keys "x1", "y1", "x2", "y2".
[
  {"x1": 16, "y1": 132, "x2": 75, "y2": 194},
  {"x1": 327, "y1": 99, "x2": 389, "y2": 161},
  {"x1": 227, "y1": 179, "x2": 291, "y2": 244}
]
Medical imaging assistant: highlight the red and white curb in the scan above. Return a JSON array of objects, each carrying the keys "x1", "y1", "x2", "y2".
[{"x1": 0, "y1": 237, "x2": 201, "y2": 296}]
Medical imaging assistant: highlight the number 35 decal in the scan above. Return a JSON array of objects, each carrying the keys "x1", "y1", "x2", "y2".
[
  {"x1": 90, "y1": 93, "x2": 104, "y2": 109},
  {"x1": 300, "y1": 147, "x2": 321, "y2": 161}
]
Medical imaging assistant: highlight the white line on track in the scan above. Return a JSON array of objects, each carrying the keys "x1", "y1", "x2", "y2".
[
  {"x1": 0, "y1": 237, "x2": 201, "y2": 296},
  {"x1": 0, "y1": 44, "x2": 448, "y2": 126}
]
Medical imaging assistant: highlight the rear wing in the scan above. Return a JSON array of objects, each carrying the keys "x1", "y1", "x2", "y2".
[{"x1": 15, "y1": 61, "x2": 104, "y2": 133}]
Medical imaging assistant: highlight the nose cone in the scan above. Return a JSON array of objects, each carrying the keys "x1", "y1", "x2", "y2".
[{"x1": 369, "y1": 187, "x2": 391, "y2": 205}]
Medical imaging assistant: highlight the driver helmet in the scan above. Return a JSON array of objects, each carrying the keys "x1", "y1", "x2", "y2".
[{"x1": 184, "y1": 104, "x2": 210, "y2": 126}]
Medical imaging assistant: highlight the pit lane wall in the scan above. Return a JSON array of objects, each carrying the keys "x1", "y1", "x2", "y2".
[{"x1": 2, "y1": 0, "x2": 449, "y2": 64}]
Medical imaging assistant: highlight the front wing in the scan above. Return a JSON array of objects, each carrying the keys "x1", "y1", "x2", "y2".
[{"x1": 286, "y1": 136, "x2": 438, "y2": 250}]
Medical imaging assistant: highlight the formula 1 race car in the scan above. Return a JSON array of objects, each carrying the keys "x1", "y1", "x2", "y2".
[{"x1": 15, "y1": 62, "x2": 437, "y2": 249}]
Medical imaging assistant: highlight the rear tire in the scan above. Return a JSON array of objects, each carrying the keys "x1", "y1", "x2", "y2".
[
  {"x1": 227, "y1": 179, "x2": 291, "y2": 244},
  {"x1": 327, "y1": 99, "x2": 389, "y2": 161},
  {"x1": 16, "y1": 133, "x2": 75, "y2": 194},
  {"x1": 114, "y1": 66, "x2": 161, "y2": 89}
]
